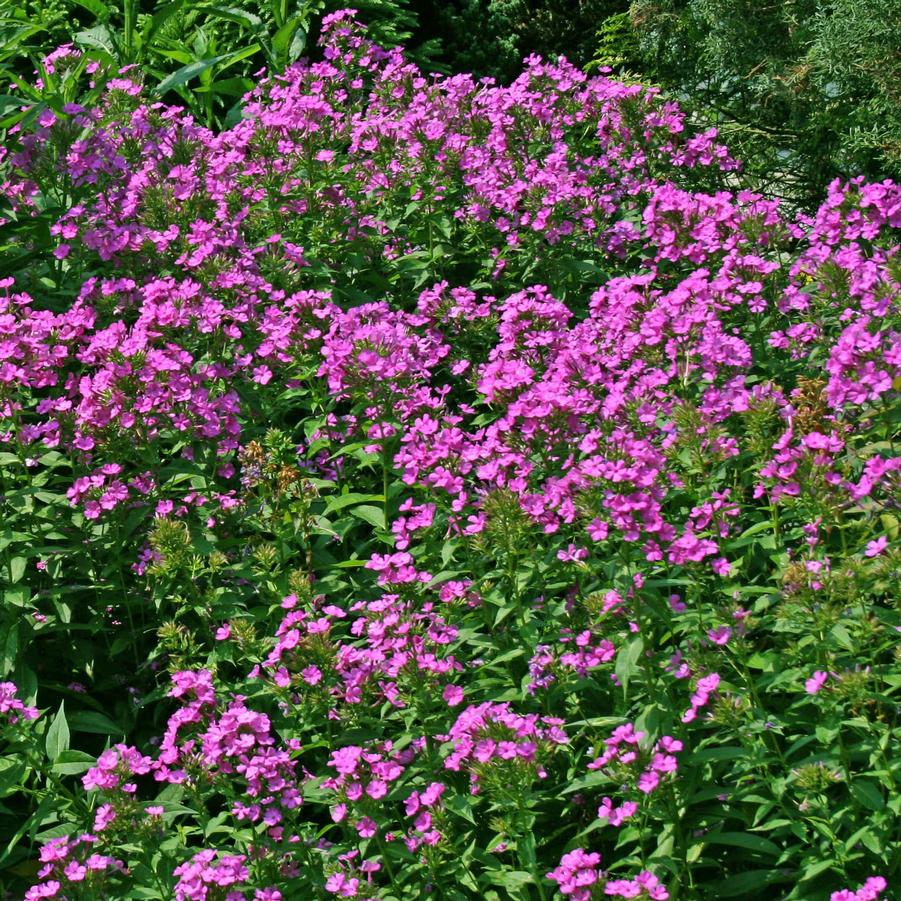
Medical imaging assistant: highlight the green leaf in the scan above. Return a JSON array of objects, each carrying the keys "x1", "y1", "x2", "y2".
[
  {"x1": 45, "y1": 702, "x2": 70, "y2": 762},
  {"x1": 0, "y1": 24, "x2": 46, "y2": 63},
  {"x1": 829, "y1": 623, "x2": 854, "y2": 651},
  {"x1": 200, "y1": 76, "x2": 252, "y2": 98},
  {"x1": 13, "y1": 662, "x2": 37, "y2": 705},
  {"x1": 4, "y1": 587, "x2": 28, "y2": 607},
  {"x1": 445, "y1": 794, "x2": 476, "y2": 824},
  {"x1": 51, "y1": 750, "x2": 96, "y2": 776},
  {"x1": 288, "y1": 26, "x2": 308, "y2": 63},
  {"x1": 204, "y1": 6, "x2": 263, "y2": 29},
  {"x1": 0, "y1": 757, "x2": 26, "y2": 798},
  {"x1": 8, "y1": 556, "x2": 26, "y2": 584},
  {"x1": 0, "y1": 95, "x2": 26, "y2": 121},
  {"x1": 154, "y1": 55, "x2": 231, "y2": 95},
  {"x1": 739, "y1": 520, "x2": 776, "y2": 539},
  {"x1": 484, "y1": 869, "x2": 534, "y2": 891},
  {"x1": 123, "y1": 887, "x2": 164, "y2": 899},
  {"x1": 879, "y1": 513, "x2": 899, "y2": 540},
  {"x1": 152, "y1": 799, "x2": 200, "y2": 818},
  {"x1": 67, "y1": 710, "x2": 124, "y2": 736},
  {"x1": 709, "y1": 870, "x2": 777, "y2": 897},
  {"x1": 272, "y1": 15, "x2": 303, "y2": 60},
  {"x1": 850, "y1": 779, "x2": 884, "y2": 811},
  {"x1": 614, "y1": 634, "x2": 643, "y2": 696},
  {"x1": 323, "y1": 493, "x2": 385, "y2": 515},
  {"x1": 215, "y1": 43, "x2": 263, "y2": 73},
  {"x1": 1, "y1": 72, "x2": 42, "y2": 103},
  {"x1": 153, "y1": 47, "x2": 192, "y2": 65},
  {"x1": 702, "y1": 831, "x2": 781, "y2": 857},
  {"x1": 311, "y1": 515, "x2": 339, "y2": 538},
  {"x1": 843, "y1": 823, "x2": 881, "y2": 856},
  {"x1": 686, "y1": 746, "x2": 746, "y2": 764},
  {"x1": 142, "y1": 0, "x2": 188, "y2": 46},
  {"x1": 745, "y1": 651, "x2": 775, "y2": 671},
  {"x1": 858, "y1": 829, "x2": 883, "y2": 856},
  {"x1": 71, "y1": 0, "x2": 110, "y2": 19},
  {"x1": 350, "y1": 504, "x2": 386, "y2": 530},
  {"x1": 517, "y1": 831, "x2": 536, "y2": 867},
  {"x1": 74, "y1": 25, "x2": 117, "y2": 57},
  {"x1": 0, "y1": 624, "x2": 17, "y2": 677},
  {"x1": 800, "y1": 859, "x2": 838, "y2": 882}
]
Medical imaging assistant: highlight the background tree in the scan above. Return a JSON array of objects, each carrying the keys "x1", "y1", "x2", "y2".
[{"x1": 616, "y1": 0, "x2": 901, "y2": 205}]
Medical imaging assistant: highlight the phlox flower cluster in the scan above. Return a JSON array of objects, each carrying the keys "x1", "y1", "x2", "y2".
[
  {"x1": 1, "y1": 26, "x2": 898, "y2": 574},
  {"x1": 173, "y1": 849, "x2": 247, "y2": 901},
  {"x1": 831, "y1": 877, "x2": 888, "y2": 901},
  {"x1": 441, "y1": 702, "x2": 567, "y2": 793},
  {"x1": 0, "y1": 681, "x2": 39, "y2": 724},
  {"x1": 547, "y1": 849, "x2": 668, "y2": 900},
  {"x1": 527, "y1": 589, "x2": 627, "y2": 692},
  {"x1": 323, "y1": 848, "x2": 382, "y2": 900},
  {"x1": 26, "y1": 834, "x2": 125, "y2": 901},
  {"x1": 681, "y1": 673, "x2": 720, "y2": 723},
  {"x1": 588, "y1": 724, "x2": 682, "y2": 826},
  {"x1": 258, "y1": 589, "x2": 461, "y2": 709},
  {"x1": 403, "y1": 781, "x2": 447, "y2": 852},
  {"x1": 324, "y1": 740, "x2": 414, "y2": 838}
]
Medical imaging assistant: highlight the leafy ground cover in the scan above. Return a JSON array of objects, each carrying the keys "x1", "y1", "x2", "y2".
[{"x1": 0, "y1": 10, "x2": 899, "y2": 900}]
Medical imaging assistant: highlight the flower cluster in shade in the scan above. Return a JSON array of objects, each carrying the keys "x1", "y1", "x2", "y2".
[{"x1": 0, "y1": 682, "x2": 39, "y2": 724}]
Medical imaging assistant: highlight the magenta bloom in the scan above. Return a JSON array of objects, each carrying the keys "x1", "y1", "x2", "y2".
[
  {"x1": 831, "y1": 876, "x2": 887, "y2": 901},
  {"x1": 805, "y1": 671, "x2": 830, "y2": 695},
  {"x1": 546, "y1": 848, "x2": 601, "y2": 899},
  {"x1": 442, "y1": 684, "x2": 464, "y2": 706},
  {"x1": 707, "y1": 626, "x2": 732, "y2": 645}
]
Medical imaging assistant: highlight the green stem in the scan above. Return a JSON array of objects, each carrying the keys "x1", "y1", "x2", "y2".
[
  {"x1": 381, "y1": 439, "x2": 391, "y2": 528},
  {"x1": 668, "y1": 786, "x2": 694, "y2": 900},
  {"x1": 28, "y1": 751, "x2": 92, "y2": 816},
  {"x1": 377, "y1": 833, "x2": 398, "y2": 887},
  {"x1": 123, "y1": 0, "x2": 137, "y2": 62}
]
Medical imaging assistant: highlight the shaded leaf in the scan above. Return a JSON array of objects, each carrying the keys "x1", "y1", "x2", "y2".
[{"x1": 45, "y1": 702, "x2": 70, "y2": 762}]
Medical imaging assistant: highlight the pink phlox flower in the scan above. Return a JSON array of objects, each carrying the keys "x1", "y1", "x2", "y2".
[
  {"x1": 706, "y1": 626, "x2": 731, "y2": 645},
  {"x1": 805, "y1": 670, "x2": 830, "y2": 695},
  {"x1": 830, "y1": 876, "x2": 887, "y2": 901}
]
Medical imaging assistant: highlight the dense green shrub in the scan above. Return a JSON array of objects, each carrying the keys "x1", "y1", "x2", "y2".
[
  {"x1": 411, "y1": 0, "x2": 629, "y2": 84},
  {"x1": 619, "y1": 0, "x2": 901, "y2": 205}
]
